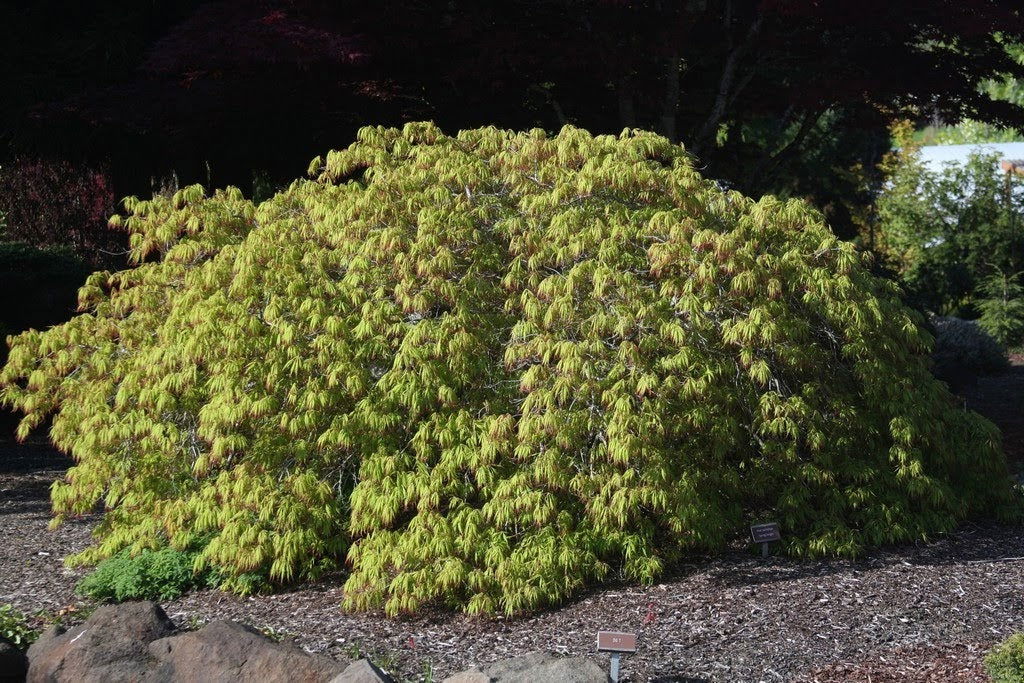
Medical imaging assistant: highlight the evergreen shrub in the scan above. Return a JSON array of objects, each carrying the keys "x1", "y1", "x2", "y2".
[
  {"x1": 875, "y1": 145, "x2": 1024, "y2": 340},
  {"x1": 979, "y1": 272, "x2": 1024, "y2": 349},
  {"x1": 1, "y1": 124, "x2": 1017, "y2": 615},
  {"x1": 986, "y1": 633, "x2": 1024, "y2": 683},
  {"x1": 0, "y1": 241, "x2": 93, "y2": 341}
]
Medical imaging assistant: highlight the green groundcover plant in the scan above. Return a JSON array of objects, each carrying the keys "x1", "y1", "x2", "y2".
[
  {"x1": 986, "y1": 633, "x2": 1024, "y2": 683},
  {"x1": 1, "y1": 124, "x2": 1017, "y2": 615},
  {"x1": 0, "y1": 604, "x2": 38, "y2": 648},
  {"x1": 76, "y1": 547, "x2": 219, "y2": 602}
]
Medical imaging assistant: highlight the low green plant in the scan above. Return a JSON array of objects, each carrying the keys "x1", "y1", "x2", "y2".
[
  {"x1": 76, "y1": 547, "x2": 212, "y2": 602},
  {"x1": 342, "y1": 641, "x2": 363, "y2": 660},
  {"x1": 183, "y1": 613, "x2": 206, "y2": 631},
  {"x1": 370, "y1": 649, "x2": 399, "y2": 673},
  {"x1": 339, "y1": 640, "x2": 398, "y2": 673},
  {"x1": 258, "y1": 625, "x2": 294, "y2": 642},
  {"x1": 986, "y1": 632, "x2": 1024, "y2": 683},
  {"x1": 0, "y1": 604, "x2": 38, "y2": 648}
]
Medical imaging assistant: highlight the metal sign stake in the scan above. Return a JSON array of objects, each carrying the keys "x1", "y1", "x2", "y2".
[
  {"x1": 750, "y1": 522, "x2": 781, "y2": 559},
  {"x1": 597, "y1": 631, "x2": 636, "y2": 683}
]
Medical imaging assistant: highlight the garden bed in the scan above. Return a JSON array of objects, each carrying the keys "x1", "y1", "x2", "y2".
[{"x1": 3, "y1": 359, "x2": 1024, "y2": 681}]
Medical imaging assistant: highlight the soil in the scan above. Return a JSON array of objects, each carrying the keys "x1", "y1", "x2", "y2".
[{"x1": 2, "y1": 359, "x2": 1023, "y2": 682}]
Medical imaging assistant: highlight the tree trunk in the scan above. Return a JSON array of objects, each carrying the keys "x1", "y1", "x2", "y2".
[
  {"x1": 658, "y1": 50, "x2": 681, "y2": 141},
  {"x1": 617, "y1": 75, "x2": 637, "y2": 130}
]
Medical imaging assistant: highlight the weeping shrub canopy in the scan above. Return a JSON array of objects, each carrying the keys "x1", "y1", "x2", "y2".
[{"x1": 1, "y1": 123, "x2": 1017, "y2": 615}]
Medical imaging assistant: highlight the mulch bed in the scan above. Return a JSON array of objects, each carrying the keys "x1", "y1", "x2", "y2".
[
  {"x1": 3, "y1": 359, "x2": 1024, "y2": 682},
  {"x1": 802, "y1": 642, "x2": 993, "y2": 682}
]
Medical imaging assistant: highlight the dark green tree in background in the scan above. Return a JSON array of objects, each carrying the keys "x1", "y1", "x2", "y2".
[
  {"x1": 876, "y1": 137, "x2": 1024, "y2": 347},
  {"x1": 3, "y1": 1, "x2": 1023, "y2": 238}
]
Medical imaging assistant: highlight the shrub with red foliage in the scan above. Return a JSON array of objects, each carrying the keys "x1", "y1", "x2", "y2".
[{"x1": 0, "y1": 158, "x2": 121, "y2": 263}]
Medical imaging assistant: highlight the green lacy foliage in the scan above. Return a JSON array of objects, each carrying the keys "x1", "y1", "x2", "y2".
[
  {"x1": 926, "y1": 119, "x2": 1024, "y2": 145},
  {"x1": 76, "y1": 548, "x2": 215, "y2": 602},
  {"x1": 1, "y1": 124, "x2": 1017, "y2": 615},
  {"x1": 987, "y1": 633, "x2": 1024, "y2": 683},
  {"x1": 0, "y1": 604, "x2": 38, "y2": 648}
]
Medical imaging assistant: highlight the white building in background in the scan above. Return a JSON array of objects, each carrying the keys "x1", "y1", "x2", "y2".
[{"x1": 917, "y1": 142, "x2": 1024, "y2": 172}]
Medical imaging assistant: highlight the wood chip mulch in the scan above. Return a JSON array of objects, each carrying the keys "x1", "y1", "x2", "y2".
[
  {"x1": 801, "y1": 642, "x2": 992, "y2": 682},
  {"x1": 3, "y1": 359, "x2": 1023, "y2": 682}
]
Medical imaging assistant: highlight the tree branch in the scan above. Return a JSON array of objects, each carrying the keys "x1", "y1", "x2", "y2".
[
  {"x1": 530, "y1": 83, "x2": 568, "y2": 127},
  {"x1": 691, "y1": 4, "x2": 764, "y2": 155},
  {"x1": 747, "y1": 107, "x2": 827, "y2": 184}
]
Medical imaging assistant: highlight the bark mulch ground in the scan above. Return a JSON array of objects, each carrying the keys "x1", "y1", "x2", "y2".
[{"x1": 2, "y1": 359, "x2": 1024, "y2": 682}]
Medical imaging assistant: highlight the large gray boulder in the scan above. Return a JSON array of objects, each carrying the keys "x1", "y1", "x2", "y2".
[
  {"x1": 328, "y1": 658, "x2": 394, "y2": 682},
  {"x1": 26, "y1": 601, "x2": 176, "y2": 683},
  {"x1": 443, "y1": 652, "x2": 610, "y2": 683},
  {"x1": 441, "y1": 670, "x2": 489, "y2": 683},
  {"x1": 147, "y1": 620, "x2": 344, "y2": 682},
  {"x1": 25, "y1": 601, "x2": 345, "y2": 682}
]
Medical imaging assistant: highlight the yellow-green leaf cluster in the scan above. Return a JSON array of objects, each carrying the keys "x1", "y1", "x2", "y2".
[{"x1": 1, "y1": 122, "x2": 1016, "y2": 614}]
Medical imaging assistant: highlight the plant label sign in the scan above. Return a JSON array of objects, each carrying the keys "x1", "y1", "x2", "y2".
[
  {"x1": 750, "y1": 522, "x2": 781, "y2": 543},
  {"x1": 596, "y1": 631, "x2": 637, "y2": 653},
  {"x1": 750, "y1": 522, "x2": 781, "y2": 558},
  {"x1": 596, "y1": 631, "x2": 637, "y2": 683}
]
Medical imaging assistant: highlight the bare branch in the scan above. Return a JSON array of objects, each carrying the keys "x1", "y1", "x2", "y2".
[{"x1": 691, "y1": 6, "x2": 765, "y2": 155}]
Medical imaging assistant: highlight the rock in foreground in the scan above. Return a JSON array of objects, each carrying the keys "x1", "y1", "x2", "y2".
[
  {"x1": 26, "y1": 601, "x2": 346, "y2": 682},
  {"x1": 444, "y1": 651, "x2": 610, "y2": 683},
  {"x1": 147, "y1": 620, "x2": 345, "y2": 682},
  {"x1": 27, "y1": 601, "x2": 176, "y2": 682}
]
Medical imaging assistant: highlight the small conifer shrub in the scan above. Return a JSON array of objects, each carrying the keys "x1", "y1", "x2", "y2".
[
  {"x1": 986, "y1": 633, "x2": 1024, "y2": 683},
  {"x1": 1, "y1": 123, "x2": 1017, "y2": 615}
]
